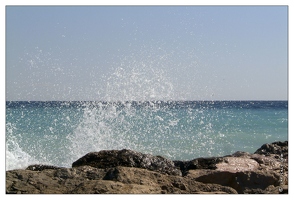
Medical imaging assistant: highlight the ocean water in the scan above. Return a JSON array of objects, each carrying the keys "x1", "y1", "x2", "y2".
[
  {"x1": 5, "y1": 59, "x2": 288, "y2": 170},
  {"x1": 6, "y1": 100, "x2": 288, "y2": 170}
]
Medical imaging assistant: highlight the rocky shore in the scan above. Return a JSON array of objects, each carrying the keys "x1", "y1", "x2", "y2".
[{"x1": 6, "y1": 141, "x2": 288, "y2": 194}]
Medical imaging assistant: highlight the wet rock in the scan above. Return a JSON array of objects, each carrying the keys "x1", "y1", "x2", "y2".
[
  {"x1": 72, "y1": 149, "x2": 182, "y2": 176},
  {"x1": 231, "y1": 151, "x2": 252, "y2": 158},
  {"x1": 26, "y1": 164, "x2": 65, "y2": 171},
  {"x1": 174, "y1": 157, "x2": 223, "y2": 175},
  {"x1": 254, "y1": 141, "x2": 288, "y2": 158},
  {"x1": 174, "y1": 156, "x2": 259, "y2": 175}
]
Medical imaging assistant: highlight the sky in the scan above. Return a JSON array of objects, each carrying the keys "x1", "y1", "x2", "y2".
[{"x1": 6, "y1": 5, "x2": 288, "y2": 101}]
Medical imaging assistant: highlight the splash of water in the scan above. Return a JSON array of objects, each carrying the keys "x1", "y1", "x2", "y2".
[
  {"x1": 6, "y1": 122, "x2": 39, "y2": 170},
  {"x1": 67, "y1": 59, "x2": 180, "y2": 161},
  {"x1": 104, "y1": 60, "x2": 174, "y2": 101},
  {"x1": 6, "y1": 56, "x2": 238, "y2": 170}
]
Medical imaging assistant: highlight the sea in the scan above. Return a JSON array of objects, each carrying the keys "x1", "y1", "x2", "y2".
[{"x1": 6, "y1": 100, "x2": 288, "y2": 171}]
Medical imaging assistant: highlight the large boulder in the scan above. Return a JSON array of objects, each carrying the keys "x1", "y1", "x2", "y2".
[
  {"x1": 72, "y1": 149, "x2": 182, "y2": 176},
  {"x1": 182, "y1": 141, "x2": 288, "y2": 194},
  {"x1": 186, "y1": 168, "x2": 280, "y2": 194}
]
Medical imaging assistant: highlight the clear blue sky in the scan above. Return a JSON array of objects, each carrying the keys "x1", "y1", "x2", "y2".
[{"x1": 6, "y1": 6, "x2": 288, "y2": 101}]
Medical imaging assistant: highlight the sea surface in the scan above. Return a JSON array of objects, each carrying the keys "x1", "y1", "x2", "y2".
[{"x1": 6, "y1": 100, "x2": 288, "y2": 170}]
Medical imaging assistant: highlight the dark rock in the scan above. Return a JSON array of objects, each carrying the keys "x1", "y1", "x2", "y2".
[
  {"x1": 26, "y1": 164, "x2": 65, "y2": 171},
  {"x1": 189, "y1": 157, "x2": 224, "y2": 169},
  {"x1": 72, "y1": 149, "x2": 182, "y2": 176},
  {"x1": 231, "y1": 151, "x2": 252, "y2": 158},
  {"x1": 254, "y1": 141, "x2": 288, "y2": 158},
  {"x1": 174, "y1": 156, "x2": 259, "y2": 175},
  {"x1": 174, "y1": 157, "x2": 223, "y2": 175},
  {"x1": 279, "y1": 185, "x2": 288, "y2": 194}
]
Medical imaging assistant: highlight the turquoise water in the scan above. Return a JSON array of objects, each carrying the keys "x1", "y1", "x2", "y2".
[{"x1": 6, "y1": 101, "x2": 288, "y2": 170}]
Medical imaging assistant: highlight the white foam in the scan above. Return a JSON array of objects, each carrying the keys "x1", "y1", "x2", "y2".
[{"x1": 6, "y1": 138, "x2": 39, "y2": 170}]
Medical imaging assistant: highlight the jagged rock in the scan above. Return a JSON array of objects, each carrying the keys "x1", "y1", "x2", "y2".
[
  {"x1": 174, "y1": 156, "x2": 259, "y2": 174},
  {"x1": 231, "y1": 151, "x2": 252, "y2": 158},
  {"x1": 6, "y1": 141, "x2": 288, "y2": 194},
  {"x1": 72, "y1": 149, "x2": 182, "y2": 176},
  {"x1": 174, "y1": 157, "x2": 223, "y2": 175},
  {"x1": 250, "y1": 154, "x2": 280, "y2": 170},
  {"x1": 102, "y1": 166, "x2": 237, "y2": 194},
  {"x1": 186, "y1": 169, "x2": 280, "y2": 194},
  {"x1": 183, "y1": 141, "x2": 288, "y2": 194},
  {"x1": 6, "y1": 166, "x2": 237, "y2": 194},
  {"x1": 254, "y1": 141, "x2": 288, "y2": 158}
]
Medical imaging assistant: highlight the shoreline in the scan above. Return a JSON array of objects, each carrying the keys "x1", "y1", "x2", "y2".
[{"x1": 6, "y1": 141, "x2": 288, "y2": 194}]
